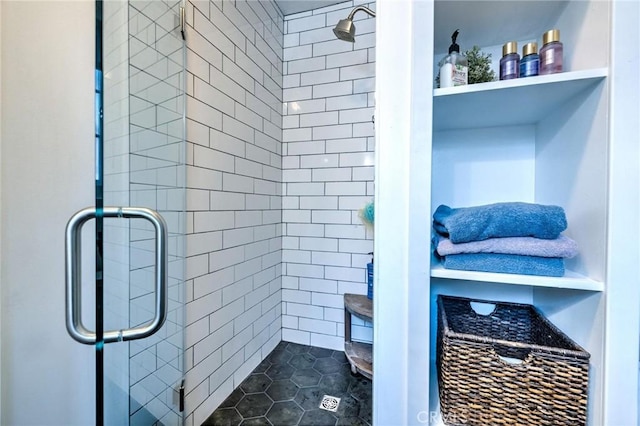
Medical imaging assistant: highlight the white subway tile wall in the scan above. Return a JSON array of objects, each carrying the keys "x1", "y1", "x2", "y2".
[
  {"x1": 184, "y1": 1, "x2": 283, "y2": 425},
  {"x1": 282, "y1": 1, "x2": 375, "y2": 352}
]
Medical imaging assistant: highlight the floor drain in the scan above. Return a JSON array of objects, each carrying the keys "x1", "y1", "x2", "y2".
[{"x1": 319, "y1": 395, "x2": 341, "y2": 412}]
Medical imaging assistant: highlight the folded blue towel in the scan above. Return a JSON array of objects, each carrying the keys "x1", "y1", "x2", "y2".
[
  {"x1": 433, "y1": 202, "x2": 567, "y2": 243},
  {"x1": 435, "y1": 234, "x2": 578, "y2": 258},
  {"x1": 441, "y1": 253, "x2": 565, "y2": 277}
]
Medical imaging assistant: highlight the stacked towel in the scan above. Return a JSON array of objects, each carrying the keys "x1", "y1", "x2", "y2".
[
  {"x1": 433, "y1": 202, "x2": 577, "y2": 277},
  {"x1": 441, "y1": 253, "x2": 566, "y2": 277},
  {"x1": 434, "y1": 234, "x2": 578, "y2": 258},
  {"x1": 433, "y1": 203, "x2": 567, "y2": 243}
]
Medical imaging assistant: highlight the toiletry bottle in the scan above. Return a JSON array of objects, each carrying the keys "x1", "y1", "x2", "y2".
[
  {"x1": 520, "y1": 42, "x2": 539, "y2": 77},
  {"x1": 366, "y1": 252, "x2": 374, "y2": 300},
  {"x1": 539, "y1": 29, "x2": 563, "y2": 75},
  {"x1": 500, "y1": 41, "x2": 520, "y2": 80},
  {"x1": 440, "y1": 30, "x2": 468, "y2": 88}
]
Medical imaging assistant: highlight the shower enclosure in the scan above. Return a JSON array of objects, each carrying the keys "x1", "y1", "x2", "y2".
[
  {"x1": 65, "y1": 1, "x2": 187, "y2": 424},
  {"x1": 59, "y1": 0, "x2": 376, "y2": 423}
]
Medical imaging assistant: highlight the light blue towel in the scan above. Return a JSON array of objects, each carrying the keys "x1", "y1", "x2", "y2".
[
  {"x1": 435, "y1": 234, "x2": 578, "y2": 258},
  {"x1": 433, "y1": 202, "x2": 567, "y2": 244},
  {"x1": 441, "y1": 253, "x2": 565, "y2": 277}
]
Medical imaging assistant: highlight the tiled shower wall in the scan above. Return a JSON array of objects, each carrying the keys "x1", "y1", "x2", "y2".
[
  {"x1": 281, "y1": 1, "x2": 375, "y2": 351},
  {"x1": 183, "y1": 1, "x2": 284, "y2": 424}
]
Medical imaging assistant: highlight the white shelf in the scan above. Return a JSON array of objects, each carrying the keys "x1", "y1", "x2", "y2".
[
  {"x1": 431, "y1": 263, "x2": 604, "y2": 291},
  {"x1": 433, "y1": 68, "x2": 608, "y2": 131}
]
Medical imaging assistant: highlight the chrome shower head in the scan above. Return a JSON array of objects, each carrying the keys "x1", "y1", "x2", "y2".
[
  {"x1": 333, "y1": 6, "x2": 376, "y2": 43},
  {"x1": 333, "y1": 19, "x2": 356, "y2": 42}
]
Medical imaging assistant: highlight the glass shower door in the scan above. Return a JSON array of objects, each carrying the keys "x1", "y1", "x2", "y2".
[
  {"x1": 102, "y1": 0, "x2": 186, "y2": 424},
  {"x1": 66, "y1": 1, "x2": 186, "y2": 424}
]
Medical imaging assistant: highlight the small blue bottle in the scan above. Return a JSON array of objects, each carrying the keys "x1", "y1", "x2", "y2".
[
  {"x1": 366, "y1": 252, "x2": 373, "y2": 299},
  {"x1": 520, "y1": 42, "x2": 540, "y2": 78}
]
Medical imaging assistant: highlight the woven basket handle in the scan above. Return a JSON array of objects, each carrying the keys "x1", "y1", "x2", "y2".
[
  {"x1": 470, "y1": 301, "x2": 497, "y2": 316},
  {"x1": 492, "y1": 343, "x2": 532, "y2": 365}
]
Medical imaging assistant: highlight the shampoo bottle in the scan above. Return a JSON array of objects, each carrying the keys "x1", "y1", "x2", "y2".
[
  {"x1": 520, "y1": 42, "x2": 539, "y2": 77},
  {"x1": 539, "y1": 29, "x2": 563, "y2": 75},
  {"x1": 500, "y1": 41, "x2": 520, "y2": 80},
  {"x1": 440, "y1": 30, "x2": 468, "y2": 88}
]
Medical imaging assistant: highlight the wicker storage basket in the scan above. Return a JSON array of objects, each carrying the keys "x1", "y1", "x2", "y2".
[{"x1": 437, "y1": 295, "x2": 590, "y2": 426}]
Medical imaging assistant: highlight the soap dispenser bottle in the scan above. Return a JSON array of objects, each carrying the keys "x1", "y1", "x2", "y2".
[{"x1": 439, "y1": 30, "x2": 468, "y2": 88}]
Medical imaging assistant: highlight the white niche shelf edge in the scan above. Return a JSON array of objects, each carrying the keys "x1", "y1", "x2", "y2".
[
  {"x1": 433, "y1": 68, "x2": 608, "y2": 131},
  {"x1": 430, "y1": 263, "x2": 604, "y2": 291}
]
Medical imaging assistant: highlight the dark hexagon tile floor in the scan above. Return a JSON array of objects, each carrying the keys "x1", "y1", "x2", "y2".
[{"x1": 202, "y1": 341, "x2": 372, "y2": 426}]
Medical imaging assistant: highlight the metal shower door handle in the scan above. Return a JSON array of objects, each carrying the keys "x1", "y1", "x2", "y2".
[{"x1": 65, "y1": 206, "x2": 168, "y2": 345}]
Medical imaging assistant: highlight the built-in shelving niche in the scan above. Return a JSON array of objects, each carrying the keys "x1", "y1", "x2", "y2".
[
  {"x1": 431, "y1": 68, "x2": 608, "y2": 292},
  {"x1": 428, "y1": 0, "x2": 610, "y2": 424}
]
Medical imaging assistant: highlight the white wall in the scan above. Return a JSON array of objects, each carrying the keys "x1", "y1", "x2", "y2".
[
  {"x1": 281, "y1": 0, "x2": 375, "y2": 351},
  {"x1": 0, "y1": 2, "x2": 95, "y2": 424},
  {"x1": 374, "y1": 1, "x2": 433, "y2": 425},
  {"x1": 603, "y1": 0, "x2": 640, "y2": 423},
  {"x1": 183, "y1": 1, "x2": 284, "y2": 424}
]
